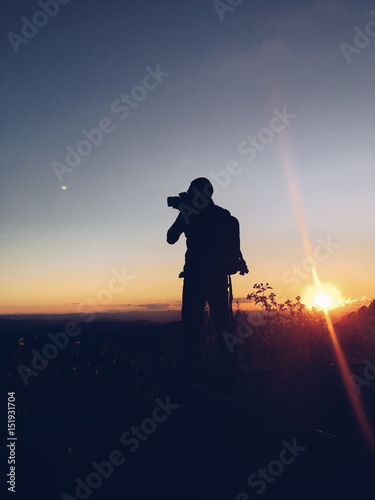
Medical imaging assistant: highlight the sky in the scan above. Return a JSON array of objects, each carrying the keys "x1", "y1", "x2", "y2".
[{"x1": 0, "y1": 0, "x2": 374, "y2": 315}]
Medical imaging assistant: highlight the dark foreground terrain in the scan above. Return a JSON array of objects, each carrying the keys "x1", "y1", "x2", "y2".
[{"x1": 2, "y1": 313, "x2": 375, "y2": 499}]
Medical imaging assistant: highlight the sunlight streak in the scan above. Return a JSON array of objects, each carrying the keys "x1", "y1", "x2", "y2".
[
  {"x1": 277, "y1": 128, "x2": 375, "y2": 456},
  {"x1": 324, "y1": 311, "x2": 375, "y2": 454}
]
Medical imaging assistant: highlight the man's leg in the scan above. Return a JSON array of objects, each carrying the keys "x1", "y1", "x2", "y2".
[
  {"x1": 207, "y1": 274, "x2": 237, "y2": 396},
  {"x1": 173, "y1": 273, "x2": 206, "y2": 401}
]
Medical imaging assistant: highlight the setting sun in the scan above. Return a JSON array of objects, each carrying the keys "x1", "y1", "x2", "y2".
[
  {"x1": 302, "y1": 283, "x2": 343, "y2": 310},
  {"x1": 313, "y1": 292, "x2": 332, "y2": 309}
]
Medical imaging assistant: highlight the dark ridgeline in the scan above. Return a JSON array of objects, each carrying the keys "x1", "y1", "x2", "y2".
[{"x1": 4, "y1": 301, "x2": 375, "y2": 424}]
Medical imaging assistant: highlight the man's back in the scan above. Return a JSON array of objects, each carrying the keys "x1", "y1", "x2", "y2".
[{"x1": 168, "y1": 202, "x2": 232, "y2": 275}]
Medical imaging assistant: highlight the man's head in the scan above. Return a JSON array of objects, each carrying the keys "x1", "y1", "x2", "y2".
[{"x1": 187, "y1": 177, "x2": 214, "y2": 200}]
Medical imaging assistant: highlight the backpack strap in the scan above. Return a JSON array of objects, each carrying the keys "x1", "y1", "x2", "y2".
[{"x1": 228, "y1": 274, "x2": 234, "y2": 322}]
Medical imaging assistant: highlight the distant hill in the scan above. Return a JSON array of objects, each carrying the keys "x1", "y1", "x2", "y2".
[{"x1": 0, "y1": 309, "x2": 181, "y2": 324}]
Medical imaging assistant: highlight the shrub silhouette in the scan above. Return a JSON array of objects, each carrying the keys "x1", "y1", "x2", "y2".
[
  {"x1": 235, "y1": 283, "x2": 333, "y2": 370},
  {"x1": 233, "y1": 285, "x2": 375, "y2": 371}
]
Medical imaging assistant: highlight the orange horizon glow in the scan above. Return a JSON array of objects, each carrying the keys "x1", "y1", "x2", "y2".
[{"x1": 0, "y1": 296, "x2": 371, "y2": 317}]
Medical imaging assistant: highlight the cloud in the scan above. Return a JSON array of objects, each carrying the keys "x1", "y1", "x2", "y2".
[
  {"x1": 339, "y1": 296, "x2": 371, "y2": 308},
  {"x1": 138, "y1": 303, "x2": 171, "y2": 311},
  {"x1": 233, "y1": 297, "x2": 250, "y2": 304}
]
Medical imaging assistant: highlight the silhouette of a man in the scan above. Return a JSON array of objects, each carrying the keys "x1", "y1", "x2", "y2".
[{"x1": 167, "y1": 177, "x2": 238, "y2": 400}]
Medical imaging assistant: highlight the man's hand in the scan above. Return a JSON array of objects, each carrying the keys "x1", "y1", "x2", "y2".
[
  {"x1": 167, "y1": 213, "x2": 184, "y2": 244},
  {"x1": 238, "y1": 258, "x2": 249, "y2": 275}
]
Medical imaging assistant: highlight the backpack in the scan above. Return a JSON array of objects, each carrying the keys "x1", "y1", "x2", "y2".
[{"x1": 219, "y1": 214, "x2": 249, "y2": 276}]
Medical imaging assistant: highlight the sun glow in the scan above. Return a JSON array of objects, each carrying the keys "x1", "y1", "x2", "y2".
[
  {"x1": 277, "y1": 127, "x2": 375, "y2": 455},
  {"x1": 302, "y1": 283, "x2": 342, "y2": 310},
  {"x1": 313, "y1": 292, "x2": 332, "y2": 309}
]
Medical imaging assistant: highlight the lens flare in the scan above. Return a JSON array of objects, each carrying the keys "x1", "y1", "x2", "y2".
[
  {"x1": 277, "y1": 125, "x2": 375, "y2": 456},
  {"x1": 323, "y1": 311, "x2": 375, "y2": 454}
]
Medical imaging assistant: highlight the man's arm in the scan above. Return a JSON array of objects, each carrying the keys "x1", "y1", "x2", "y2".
[{"x1": 167, "y1": 213, "x2": 185, "y2": 244}]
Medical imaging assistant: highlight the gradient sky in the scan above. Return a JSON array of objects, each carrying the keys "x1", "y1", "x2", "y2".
[{"x1": 1, "y1": 0, "x2": 374, "y2": 314}]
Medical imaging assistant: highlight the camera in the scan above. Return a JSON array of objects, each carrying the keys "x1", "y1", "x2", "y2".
[{"x1": 167, "y1": 192, "x2": 190, "y2": 209}]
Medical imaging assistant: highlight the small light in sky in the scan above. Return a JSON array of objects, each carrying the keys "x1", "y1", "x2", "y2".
[{"x1": 62, "y1": 186, "x2": 67, "y2": 190}]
